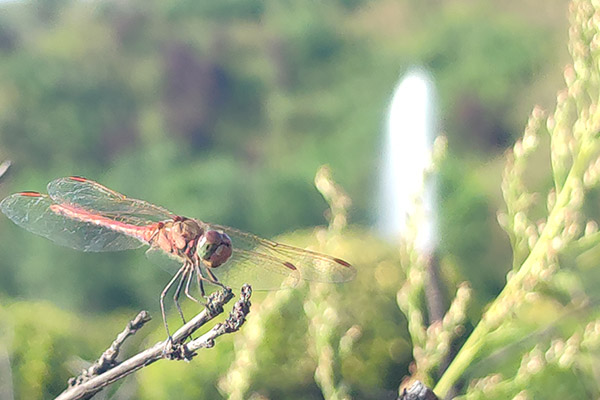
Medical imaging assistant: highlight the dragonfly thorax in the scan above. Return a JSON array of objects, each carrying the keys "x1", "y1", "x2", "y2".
[
  {"x1": 149, "y1": 217, "x2": 205, "y2": 258},
  {"x1": 197, "y1": 230, "x2": 232, "y2": 268}
]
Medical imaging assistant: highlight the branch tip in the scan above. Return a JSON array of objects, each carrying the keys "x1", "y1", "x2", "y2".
[
  {"x1": 399, "y1": 381, "x2": 439, "y2": 400},
  {"x1": 206, "y1": 287, "x2": 235, "y2": 316},
  {"x1": 58, "y1": 286, "x2": 252, "y2": 400},
  {"x1": 68, "y1": 310, "x2": 153, "y2": 387}
]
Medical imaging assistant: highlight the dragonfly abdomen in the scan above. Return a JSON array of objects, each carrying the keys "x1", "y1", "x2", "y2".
[{"x1": 50, "y1": 203, "x2": 157, "y2": 243}]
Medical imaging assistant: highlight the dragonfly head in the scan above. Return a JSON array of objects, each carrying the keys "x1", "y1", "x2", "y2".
[{"x1": 197, "y1": 230, "x2": 232, "y2": 268}]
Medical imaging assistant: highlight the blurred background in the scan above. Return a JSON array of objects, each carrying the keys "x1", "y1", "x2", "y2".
[{"x1": 0, "y1": 0, "x2": 574, "y2": 399}]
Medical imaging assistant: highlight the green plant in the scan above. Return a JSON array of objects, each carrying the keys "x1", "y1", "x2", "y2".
[{"x1": 399, "y1": 0, "x2": 600, "y2": 397}]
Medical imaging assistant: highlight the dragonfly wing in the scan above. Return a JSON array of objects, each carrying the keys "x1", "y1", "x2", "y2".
[
  {"x1": 211, "y1": 225, "x2": 356, "y2": 283},
  {"x1": 0, "y1": 192, "x2": 145, "y2": 252},
  {"x1": 47, "y1": 177, "x2": 176, "y2": 225},
  {"x1": 146, "y1": 247, "x2": 298, "y2": 290},
  {"x1": 208, "y1": 249, "x2": 300, "y2": 290},
  {"x1": 145, "y1": 246, "x2": 183, "y2": 274}
]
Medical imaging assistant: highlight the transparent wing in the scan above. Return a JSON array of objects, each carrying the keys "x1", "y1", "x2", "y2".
[
  {"x1": 0, "y1": 192, "x2": 145, "y2": 252},
  {"x1": 211, "y1": 224, "x2": 356, "y2": 283},
  {"x1": 208, "y1": 249, "x2": 300, "y2": 290},
  {"x1": 145, "y1": 246, "x2": 184, "y2": 273},
  {"x1": 145, "y1": 246, "x2": 300, "y2": 291},
  {"x1": 47, "y1": 177, "x2": 176, "y2": 226}
]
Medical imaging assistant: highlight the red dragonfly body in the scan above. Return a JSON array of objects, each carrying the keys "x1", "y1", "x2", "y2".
[
  {"x1": 50, "y1": 200, "x2": 234, "y2": 269},
  {"x1": 1, "y1": 177, "x2": 355, "y2": 335}
]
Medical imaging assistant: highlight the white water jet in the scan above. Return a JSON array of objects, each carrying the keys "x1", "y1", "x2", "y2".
[{"x1": 378, "y1": 68, "x2": 438, "y2": 253}]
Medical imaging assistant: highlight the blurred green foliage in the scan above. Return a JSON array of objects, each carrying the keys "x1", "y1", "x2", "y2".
[
  {"x1": 434, "y1": 0, "x2": 600, "y2": 396},
  {"x1": 0, "y1": 0, "x2": 577, "y2": 398},
  {"x1": 0, "y1": 300, "x2": 138, "y2": 399},
  {"x1": 0, "y1": 0, "x2": 564, "y2": 313}
]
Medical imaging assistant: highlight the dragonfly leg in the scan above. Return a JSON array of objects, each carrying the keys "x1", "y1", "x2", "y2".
[
  {"x1": 195, "y1": 265, "x2": 206, "y2": 297},
  {"x1": 204, "y1": 267, "x2": 228, "y2": 290},
  {"x1": 184, "y1": 267, "x2": 200, "y2": 303},
  {"x1": 192, "y1": 264, "x2": 227, "y2": 307},
  {"x1": 160, "y1": 265, "x2": 185, "y2": 340},
  {"x1": 173, "y1": 267, "x2": 189, "y2": 325},
  {"x1": 191, "y1": 255, "x2": 207, "y2": 297}
]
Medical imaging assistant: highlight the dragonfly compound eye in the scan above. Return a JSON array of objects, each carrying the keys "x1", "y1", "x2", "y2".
[{"x1": 198, "y1": 230, "x2": 232, "y2": 268}]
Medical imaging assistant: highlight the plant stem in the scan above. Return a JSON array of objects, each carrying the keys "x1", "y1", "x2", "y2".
[{"x1": 434, "y1": 150, "x2": 590, "y2": 397}]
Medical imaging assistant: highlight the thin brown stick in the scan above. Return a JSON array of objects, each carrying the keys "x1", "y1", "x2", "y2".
[
  {"x1": 423, "y1": 252, "x2": 445, "y2": 324},
  {"x1": 68, "y1": 311, "x2": 152, "y2": 387},
  {"x1": 399, "y1": 380, "x2": 439, "y2": 400},
  {"x1": 0, "y1": 160, "x2": 11, "y2": 181},
  {"x1": 55, "y1": 285, "x2": 251, "y2": 400}
]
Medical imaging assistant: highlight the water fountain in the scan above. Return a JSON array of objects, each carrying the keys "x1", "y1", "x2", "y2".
[{"x1": 378, "y1": 67, "x2": 438, "y2": 253}]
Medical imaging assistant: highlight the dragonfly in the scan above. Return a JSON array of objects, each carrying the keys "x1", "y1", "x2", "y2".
[{"x1": 0, "y1": 177, "x2": 356, "y2": 337}]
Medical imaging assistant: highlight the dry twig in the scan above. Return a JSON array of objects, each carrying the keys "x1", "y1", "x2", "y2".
[
  {"x1": 0, "y1": 160, "x2": 11, "y2": 181},
  {"x1": 55, "y1": 285, "x2": 252, "y2": 400},
  {"x1": 399, "y1": 381, "x2": 439, "y2": 400}
]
